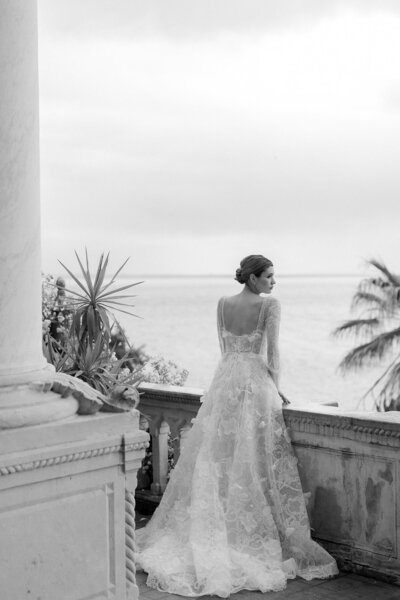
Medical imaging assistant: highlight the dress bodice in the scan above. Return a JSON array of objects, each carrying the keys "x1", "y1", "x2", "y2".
[
  {"x1": 221, "y1": 329, "x2": 264, "y2": 354},
  {"x1": 217, "y1": 295, "x2": 281, "y2": 386}
]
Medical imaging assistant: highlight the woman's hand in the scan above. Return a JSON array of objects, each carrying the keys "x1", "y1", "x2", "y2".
[{"x1": 279, "y1": 391, "x2": 291, "y2": 405}]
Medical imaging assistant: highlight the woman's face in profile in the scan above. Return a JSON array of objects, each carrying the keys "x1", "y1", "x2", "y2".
[{"x1": 255, "y1": 266, "x2": 276, "y2": 294}]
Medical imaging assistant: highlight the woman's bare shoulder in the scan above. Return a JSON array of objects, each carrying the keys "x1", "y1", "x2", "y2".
[{"x1": 222, "y1": 293, "x2": 264, "y2": 307}]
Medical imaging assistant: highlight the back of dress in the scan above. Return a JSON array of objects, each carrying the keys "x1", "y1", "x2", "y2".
[{"x1": 217, "y1": 294, "x2": 281, "y2": 387}]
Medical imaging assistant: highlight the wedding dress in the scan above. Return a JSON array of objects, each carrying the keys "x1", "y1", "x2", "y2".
[{"x1": 136, "y1": 295, "x2": 338, "y2": 597}]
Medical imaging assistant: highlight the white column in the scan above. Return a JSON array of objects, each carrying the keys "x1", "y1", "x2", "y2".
[
  {"x1": 0, "y1": 0, "x2": 78, "y2": 428},
  {"x1": 0, "y1": 0, "x2": 45, "y2": 378}
]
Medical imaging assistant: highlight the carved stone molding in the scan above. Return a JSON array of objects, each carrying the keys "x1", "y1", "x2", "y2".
[
  {"x1": 139, "y1": 382, "x2": 203, "y2": 409},
  {"x1": 284, "y1": 408, "x2": 400, "y2": 448},
  {"x1": 125, "y1": 441, "x2": 149, "y2": 453},
  {"x1": 0, "y1": 438, "x2": 150, "y2": 477},
  {"x1": 125, "y1": 489, "x2": 138, "y2": 599},
  {"x1": 0, "y1": 444, "x2": 121, "y2": 476}
]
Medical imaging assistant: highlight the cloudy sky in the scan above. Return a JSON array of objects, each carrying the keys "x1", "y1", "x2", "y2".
[{"x1": 37, "y1": 0, "x2": 400, "y2": 276}]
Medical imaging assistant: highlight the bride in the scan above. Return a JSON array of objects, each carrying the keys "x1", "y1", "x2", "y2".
[{"x1": 136, "y1": 254, "x2": 338, "y2": 597}]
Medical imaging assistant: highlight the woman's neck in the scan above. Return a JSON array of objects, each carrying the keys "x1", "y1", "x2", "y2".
[{"x1": 241, "y1": 284, "x2": 259, "y2": 297}]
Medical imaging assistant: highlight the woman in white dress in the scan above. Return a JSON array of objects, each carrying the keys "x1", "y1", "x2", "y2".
[{"x1": 136, "y1": 255, "x2": 338, "y2": 597}]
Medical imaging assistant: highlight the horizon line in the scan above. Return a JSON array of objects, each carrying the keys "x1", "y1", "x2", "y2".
[{"x1": 117, "y1": 272, "x2": 361, "y2": 279}]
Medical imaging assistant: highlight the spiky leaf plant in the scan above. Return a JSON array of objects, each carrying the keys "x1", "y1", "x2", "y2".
[
  {"x1": 45, "y1": 330, "x2": 143, "y2": 411},
  {"x1": 332, "y1": 259, "x2": 400, "y2": 411},
  {"x1": 42, "y1": 251, "x2": 144, "y2": 413},
  {"x1": 59, "y1": 250, "x2": 142, "y2": 348}
]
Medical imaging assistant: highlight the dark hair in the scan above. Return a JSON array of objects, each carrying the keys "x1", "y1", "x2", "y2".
[{"x1": 235, "y1": 254, "x2": 273, "y2": 285}]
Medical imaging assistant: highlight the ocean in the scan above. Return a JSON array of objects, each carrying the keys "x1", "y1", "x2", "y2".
[{"x1": 115, "y1": 274, "x2": 383, "y2": 410}]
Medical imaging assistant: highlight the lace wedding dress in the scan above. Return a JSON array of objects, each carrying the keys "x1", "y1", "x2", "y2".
[{"x1": 136, "y1": 296, "x2": 338, "y2": 597}]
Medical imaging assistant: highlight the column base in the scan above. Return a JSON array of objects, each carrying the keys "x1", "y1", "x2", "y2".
[
  {"x1": 0, "y1": 384, "x2": 78, "y2": 430},
  {"x1": 0, "y1": 366, "x2": 79, "y2": 430}
]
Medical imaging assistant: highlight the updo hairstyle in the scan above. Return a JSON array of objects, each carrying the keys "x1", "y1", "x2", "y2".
[{"x1": 235, "y1": 254, "x2": 273, "y2": 285}]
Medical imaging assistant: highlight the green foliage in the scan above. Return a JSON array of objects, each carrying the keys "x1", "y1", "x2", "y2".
[{"x1": 333, "y1": 259, "x2": 400, "y2": 411}]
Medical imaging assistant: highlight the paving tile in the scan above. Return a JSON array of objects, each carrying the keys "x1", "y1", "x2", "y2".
[
  {"x1": 318, "y1": 574, "x2": 395, "y2": 593},
  {"x1": 307, "y1": 577, "x2": 398, "y2": 600},
  {"x1": 287, "y1": 577, "x2": 332, "y2": 590},
  {"x1": 137, "y1": 573, "x2": 400, "y2": 600},
  {"x1": 288, "y1": 589, "x2": 340, "y2": 600},
  {"x1": 138, "y1": 584, "x2": 170, "y2": 599},
  {"x1": 153, "y1": 595, "x2": 190, "y2": 600},
  {"x1": 314, "y1": 576, "x2": 364, "y2": 591},
  {"x1": 284, "y1": 580, "x2": 312, "y2": 593}
]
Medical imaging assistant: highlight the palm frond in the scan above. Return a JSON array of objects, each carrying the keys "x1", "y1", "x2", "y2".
[
  {"x1": 356, "y1": 281, "x2": 400, "y2": 320},
  {"x1": 334, "y1": 257, "x2": 400, "y2": 411},
  {"x1": 367, "y1": 258, "x2": 400, "y2": 286},
  {"x1": 351, "y1": 291, "x2": 386, "y2": 311},
  {"x1": 338, "y1": 327, "x2": 400, "y2": 372},
  {"x1": 332, "y1": 318, "x2": 381, "y2": 339},
  {"x1": 375, "y1": 360, "x2": 400, "y2": 410},
  {"x1": 361, "y1": 355, "x2": 400, "y2": 402}
]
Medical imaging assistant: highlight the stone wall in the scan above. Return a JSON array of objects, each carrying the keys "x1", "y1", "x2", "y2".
[{"x1": 285, "y1": 404, "x2": 400, "y2": 584}]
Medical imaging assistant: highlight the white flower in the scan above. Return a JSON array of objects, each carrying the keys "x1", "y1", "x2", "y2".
[{"x1": 42, "y1": 319, "x2": 51, "y2": 333}]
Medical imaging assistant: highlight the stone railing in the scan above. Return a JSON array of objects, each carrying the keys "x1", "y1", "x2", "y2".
[
  {"x1": 138, "y1": 383, "x2": 400, "y2": 585},
  {"x1": 138, "y1": 383, "x2": 202, "y2": 495}
]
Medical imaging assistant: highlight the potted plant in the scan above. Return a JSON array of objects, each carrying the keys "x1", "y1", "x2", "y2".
[{"x1": 43, "y1": 250, "x2": 143, "y2": 414}]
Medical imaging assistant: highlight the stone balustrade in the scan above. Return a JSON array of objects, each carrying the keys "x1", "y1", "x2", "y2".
[
  {"x1": 138, "y1": 382, "x2": 400, "y2": 586},
  {"x1": 138, "y1": 383, "x2": 202, "y2": 495}
]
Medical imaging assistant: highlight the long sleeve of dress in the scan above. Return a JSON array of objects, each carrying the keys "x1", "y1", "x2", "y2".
[{"x1": 265, "y1": 296, "x2": 281, "y2": 388}]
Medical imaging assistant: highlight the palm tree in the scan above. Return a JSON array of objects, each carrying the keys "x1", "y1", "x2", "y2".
[{"x1": 332, "y1": 259, "x2": 400, "y2": 411}]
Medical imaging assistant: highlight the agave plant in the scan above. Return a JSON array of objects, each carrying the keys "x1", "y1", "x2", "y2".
[
  {"x1": 332, "y1": 259, "x2": 400, "y2": 411},
  {"x1": 59, "y1": 250, "x2": 142, "y2": 348},
  {"x1": 45, "y1": 329, "x2": 142, "y2": 413},
  {"x1": 42, "y1": 250, "x2": 144, "y2": 414}
]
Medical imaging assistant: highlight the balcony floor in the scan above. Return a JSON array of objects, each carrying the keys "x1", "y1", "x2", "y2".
[
  {"x1": 137, "y1": 570, "x2": 399, "y2": 600},
  {"x1": 136, "y1": 514, "x2": 399, "y2": 599}
]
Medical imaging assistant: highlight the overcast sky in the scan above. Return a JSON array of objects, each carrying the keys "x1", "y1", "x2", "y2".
[{"x1": 37, "y1": 0, "x2": 400, "y2": 276}]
